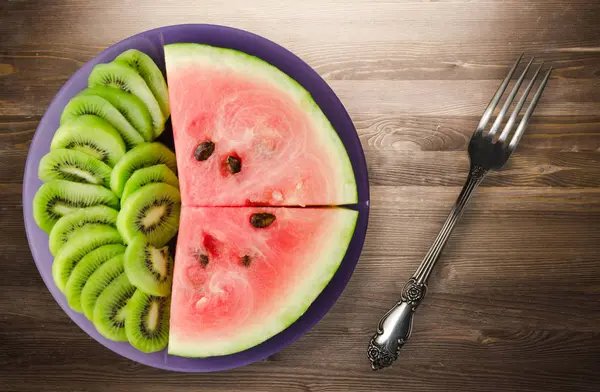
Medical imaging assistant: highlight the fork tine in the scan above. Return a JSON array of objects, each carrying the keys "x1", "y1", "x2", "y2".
[
  {"x1": 474, "y1": 53, "x2": 524, "y2": 135},
  {"x1": 497, "y1": 62, "x2": 545, "y2": 143},
  {"x1": 487, "y1": 57, "x2": 534, "y2": 138},
  {"x1": 507, "y1": 67, "x2": 553, "y2": 151}
]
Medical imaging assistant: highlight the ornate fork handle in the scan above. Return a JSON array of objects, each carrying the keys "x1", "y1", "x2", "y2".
[{"x1": 367, "y1": 165, "x2": 488, "y2": 370}]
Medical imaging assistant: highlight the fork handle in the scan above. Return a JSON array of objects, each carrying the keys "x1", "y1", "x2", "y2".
[{"x1": 367, "y1": 165, "x2": 488, "y2": 370}]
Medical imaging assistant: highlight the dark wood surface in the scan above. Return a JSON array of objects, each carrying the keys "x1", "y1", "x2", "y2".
[{"x1": 2, "y1": 1, "x2": 600, "y2": 391}]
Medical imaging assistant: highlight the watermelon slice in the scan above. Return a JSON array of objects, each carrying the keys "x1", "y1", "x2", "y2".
[
  {"x1": 165, "y1": 44, "x2": 357, "y2": 207},
  {"x1": 168, "y1": 207, "x2": 357, "y2": 357}
]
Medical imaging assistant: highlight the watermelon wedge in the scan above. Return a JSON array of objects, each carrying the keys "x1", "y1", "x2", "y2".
[
  {"x1": 168, "y1": 207, "x2": 357, "y2": 357},
  {"x1": 165, "y1": 44, "x2": 357, "y2": 207}
]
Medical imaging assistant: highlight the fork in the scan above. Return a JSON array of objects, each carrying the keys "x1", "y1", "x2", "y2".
[{"x1": 367, "y1": 54, "x2": 552, "y2": 370}]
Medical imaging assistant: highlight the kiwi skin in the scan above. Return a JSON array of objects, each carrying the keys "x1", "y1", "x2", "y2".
[
  {"x1": 117, "y1": 182, "x2": 181, "y2": 247},
  {"x1": 110, "y1": 142, "x2": 178, "y2": 197},
  {"x1": 125, "y1": 290, "x2": 170, "y2": 353},
  {"x1": 38, "y1": 148, "x2": 112, "y2": 187},
  {"x1": 121, "y1": 164, "x2": 179, "y2": 204},
  {"x1": 51, "y1": 225, "x2": 123, "y2": 293},
  {"x1": 48, "y1": 205, "x2": 119, "y2": 256},
  {"x1": 93, "y1": 273, "x2": 136, "y2": 342},
  {"x1": 65, "y1": 244, "x2": 126, "y2": 312},
  {"x1": 33, "y1": 180, "x2": 119, "y2": 233},
  {"x1": 80, "y1": 254, "x2": 125, "y2": 321},
  {"x1": 124, "y1": 235, "x2": 173, "y2": 297},
  {"x1": 78, "y1": 86, "x2": 154, "y2": 142}
]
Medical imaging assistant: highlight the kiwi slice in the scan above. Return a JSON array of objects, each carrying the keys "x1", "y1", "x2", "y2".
[
  {"x1": 65, "y1": 244, "x2": 126, "y2": 312},
  {"x1": 93, "y1": 273, "x2": 136, "y2": 341},
  {"x1": 115, "y1": 50, "x2": 170, "y2": 118},
  {"x1": 38, "y1": 149, "x2": 112, "y2": 187},
  {"x1": 124, "y1": 235, "x2": 173, "y2": 297},
  {"x1": 60, "y1": 95, "x2": 144, "y2": 148},
  {"x1": 121, "y1": 164, "x2": 179, "y2": 204},
  {"x1": 88, "y1": 62, "x2": 165, "y2": 138},
  {"x1": 33, "y1": 180, "x2": 119, "y2": 233},
  {"x1": 125, "y1": 290, "x2": 170, "y2": 353},
  {"x1": 117, "y1": 183, "x2": 181, "y2": 247},
  {"x1": 52, "y1": 225, "x2": 123, "y2": 292},
  {"x1": 49, "y1": 206, "x2": 119, "y2": 256},
  {"x1": 78, "y1": 86, "x2": 153, "y2": 142},
  {"x1": 50, "y1": 115, "x2": 126, "y2": 167},
  {"x1": 81, "y1": 254, "x2": 125, "y2": 320},
  {"x1": 110, "y1": 142, "x2": 177, "y2": 197}
]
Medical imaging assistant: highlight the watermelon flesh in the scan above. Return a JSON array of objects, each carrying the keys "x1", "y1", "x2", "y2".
[
  {"x1": 165, "y1": 44, "x2": 357, "y2": 207},
  {"x1": 168, "y1": 207, "x2": 357, "y2": 357}
]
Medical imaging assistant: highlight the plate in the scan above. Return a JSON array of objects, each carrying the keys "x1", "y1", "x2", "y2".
[{"x1": 22, "y1": 24, "x2": 370, "y2": 372}]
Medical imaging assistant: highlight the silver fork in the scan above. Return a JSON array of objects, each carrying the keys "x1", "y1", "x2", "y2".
[{"x1": 367, "y1": 54, "x2": 552, "y2": 370}]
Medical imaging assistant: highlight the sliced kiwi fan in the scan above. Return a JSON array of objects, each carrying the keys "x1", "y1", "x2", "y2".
[{"x1": 33, "y1": 49, "x2": 178, "y2": 353}]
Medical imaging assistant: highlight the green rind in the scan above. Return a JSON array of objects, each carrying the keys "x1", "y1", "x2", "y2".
[
  {"x1": 50, "y1": 115, "x2": 126, "y2": 167},
  {"x1": 88, "y1": 62, "x2": 165, "y2": 138},
  {"x1": 124, "y1": 235, "x2": 173, "y2": 297},
  {"x1": 59, "y1": 95, "x2": 144, "y2": 148},
  {"x1": 78, "y1": 86, "x2": 154, "y2": 142},
  {"x1": 125, "y1": 290, "x2": 170, "y2": 353},
  {"x1": 114, "y1": 49, "x2": 170, "y2": 118},
  {"x1": 33, "y1": 180, "x2": 119, "y2": 233},
  {"x1": 52, "y1": 225, "x2": 124, "y2": 293},
  {"x1": 116, "y1": 182, "x2": 181, "y2": 246},
  {"x1": 168, "y1": 208, "x2": 359, "y2": 358},
  {"x1": 93, "y1": 273, "x2": 136, "y2": 342},
  {"x1": 38, "y1": 148, "x2": 112, "y2": 187},
  {"x1": 164, "y1": 43, "x2": 358, "y2": 204},
  {"x1": 110, "y1": 142, "x2": 177, "y2": 197},
  {"x1": 81, "y1": 254, "x2": 125, "y2": 320},
  {"x1": 49, "y1": 206, "x2": 119, "y2": 256},
  {"x1": 65, "y1": 244, "x2": 126, "y2": 312},
  {"x1": 121, "y1": 164, "x2": 179, "y2": 205}
]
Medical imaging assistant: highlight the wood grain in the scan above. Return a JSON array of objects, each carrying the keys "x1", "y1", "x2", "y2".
[{"x1": 2, "y1": 0, "x2": 600, "y2": 391}]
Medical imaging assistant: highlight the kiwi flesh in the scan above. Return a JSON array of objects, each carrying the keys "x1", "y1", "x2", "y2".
[
  {"x1": 110, "y1": 142, "x2": 177, "y2": 197},
  {"x1": 50, "y1": 115, "x2": 126, "y2": 167},
  {"x1": 38, "y1": 148, "x2": 112, "y2": 187},
  {"x1": 49, "y1": 205, "x2": 119, "y2": 256},
  {"x1": 124, "y1": 235, "x2": 173, "y2": 297},
  {"x1": 33, "y1": 180, "x2": 119, "y2": 233},
  {"x1": 93, "y1": 273, "x2": 136, "y2": 341},
  {"x1": 88, "y1": 62, "x2": 165, "y2": 138},
  {"x1": 117, "y1": 182, "x2": 181, "y2": 247},
  {"x1": 115, "y1": 50, "x2": 170, "y2": 118},
  {"x1": 78, "y1": 86, "x2": 153, "y2": 142},
  {"x1": 121, "y1": 164, "x2": 179, "y2": 204},
  {"x1": 125, "y1": 290, "x2": 170, "y2": 353},
  {"x1": 52, "y1": 225, "x2": 123, "y2": 292},
  {"x1": 81, "y1": 254, "x2": 125, "y2": 320},
  {"x1": 65, "y1": 244, "x2": 126, "y2": 312},
  {"x1": 60, "y1": 95, "x2": 144, "y2": 148}
]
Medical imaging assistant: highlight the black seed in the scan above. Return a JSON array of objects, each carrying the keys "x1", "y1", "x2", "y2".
[
  {"x1": 241, "y1": 255, "x2": 251, "y2": 267},
  {"x1": 194, "y1": 141, "x2": 215, "y2": 161},
  {"x1": 193, "y1": 252, "x2": 209, "y2": 267},
  {"x1": 227, "y1": 156, "x2": 241, "y2": 174},
  {"x1": 250, "y1": 213, "x2": 276, "y2": 228}
]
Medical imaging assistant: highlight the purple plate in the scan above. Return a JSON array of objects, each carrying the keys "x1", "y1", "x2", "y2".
[{"x1": 22, "y1": 24, "x2": 370, "y2": 372}]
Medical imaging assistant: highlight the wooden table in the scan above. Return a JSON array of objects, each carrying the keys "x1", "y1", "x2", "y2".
[{"x1": 2, "y1": 1, "x2": 600, "y2": 391}]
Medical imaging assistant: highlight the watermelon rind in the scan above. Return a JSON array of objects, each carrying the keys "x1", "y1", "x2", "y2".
[
  {"x1": 164, "y1": 43, "x2": 358, "y2": 205},
  {"x1": 167, "y1": 208, "x2": 358, "y2": 358}
]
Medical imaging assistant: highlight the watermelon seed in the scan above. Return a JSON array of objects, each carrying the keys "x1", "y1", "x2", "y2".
[
  {"x1": 194, "y1": 141, "x2": 215, "y2": 161},
  {"x1": 241, "y1": 255, "x2": 251, "y2": 267},
  {"x1": 226, "y1": 156, "x2": 241, "y2": 174},
  {"x1": 194, "y1": 252, "x2": 209, "y2": 267},
  {"x1": 250, "y1": 213, "x2": 276, "y2": 228}
]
